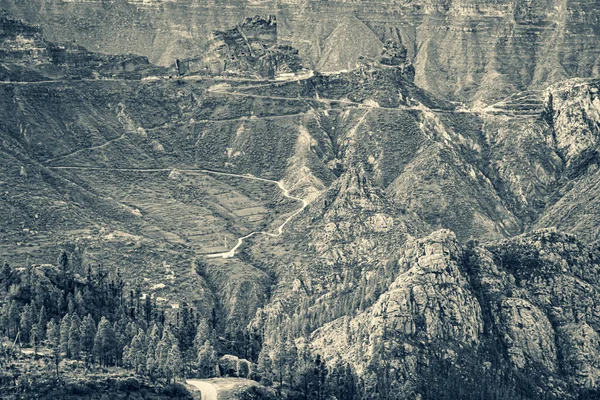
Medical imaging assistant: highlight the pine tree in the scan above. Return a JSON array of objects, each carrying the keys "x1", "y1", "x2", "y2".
[
  {"x1": 94, "y1": 317, "x2": 117, "y2": 366},
  {"x1": 37, "y1": 305, "x2": 47, "y2": 339},
  {"x1": 7, "y1": 300, "x2": 19, "y2": 339},
  {"x1": 1, "y1": 262, "x2": 12, "y2": 292},
  {"x1": 193, "y1": 319, "x2": 211, "y2": 353},
  {"x1": 257, "y1": 347, "x2": 274, "y2": 386},
  {"x1": 155, "y1": 328, "x2": 176, "y2": 380},
  {"x1": 156, "y1": 338, "x2": 170, "y2": 381},
  {"x1": 146, "y1": 354, "x2": 156, "y2": 381},
  {"x1": 148, "y1": 323, "x2": 161, "y2": 344},
  {"x1": 130, "y1": 329, "x2": 147, "y2": 374},
  {"x1": 59, "y1": 314, "x2": 71, "y2": 357},
  {"x1": 144, "y1": 294, "x2": 153, "y2": 326},
  {"x1": 145, "y1": 324, "x2": 160, "y2": 379},
  {"x1": 24, "y1": 263, "x2": 33, "y2": 301},
  {"x1": 125, "y1": 321, "x2": 138, "y2": 343},
  {"x1": 197, "y1": 340, "x2": 217, "y2": 378},
  {"x1": 114, "y1": 318, "x2": 129, "y2": 365},
  {"x1": 46, "y1": 319, "x2": 59, "y2": 346},
  {"x1": 295, "y1": 347, "x2": 316, "y2": 399},
  {"x1": 167, "y1": 343, "x2": 183, "y2": 383},
  {"x1": 146, "y1": 325, "x2": 159, "y2": 357},
  {"x1": 74, "y1": 290, "x2": 85, "y2": 316},
  {"x1": 58, "y1": 250, "x2": 70, "y2": 290},
  {"x1": 67, "y1": 294, "x2": 76, "y2": 316},
  {"x1": 271, "y1": 331, "x2": 288, "y2": 390},
  {"x1": 80, "y1": 314, "x2": 96, "y2": 358},
  {"x1": 0, "y1": 303, "x2": 8, "y2": 335},
  {"x1": 329, "y1": 361, "x2": 357, "y2": 400},
  {"x1": 0, "y1": 303, "x2": 6, "y2": 337},
  {"x1": 33, "y1": 280, "x2": 47, "y2": 313},
  {"x1": 314, "y1": 354, "x2": 328, "y2": 400},
  {"x1": 123, "y1": 344, "x2": 132, "y2": 368},
  {"x1": 46, "y1": 319, "x2": 61, "y2": 379},
  {"x1": 30, "y1": 324, "x2": 40, "y2": 356},
  {"x1": 68, "y1": 314, "x2": 82, "y2": 360},
  {"x1": 286, "y1": 333, "x2": 298, "y2": 387},
  {"x1": 19, "y1": 303, "x2": 34, "y2": 343},
  {"x1": 57, "y1": 292, "x2": 66, "y2": 315}
]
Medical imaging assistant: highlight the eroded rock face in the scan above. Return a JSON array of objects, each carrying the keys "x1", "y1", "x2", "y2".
[
  {"x1": 179, "y1": 16, "x2": 304, "y2": 79},
  {"x1": 546, "y1": 79, "x2": 600, "y2": 168},
  {"x1": 3, "y1": 0, "x2": 599, "y2": 103},
  {"x1": 311, "y1": 230, "x2": 483, "y2": 396},
  {"x1": 310, "y1": 229, "x2": 600, "y2": 397},
  {"x1": 558, "y1": 322, "x2": 600, "y2": 388},
  {"x1": 495, "y1": 297, "x2": 557, "y2": 371},
  {"x1": 370, "y1": 230, "x2": 483, "y2": 345}
]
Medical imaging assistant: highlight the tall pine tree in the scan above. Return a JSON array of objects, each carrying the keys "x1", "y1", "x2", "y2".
[
  {"x1": 93, "y1": 317, "x2": 117, "y2": 366},
  {"x1": 68, "y1": 314, "x2": 82, "y2": 360},
  {"x1": 80, "y1": 314, "x2": 96, "y2": 358}
]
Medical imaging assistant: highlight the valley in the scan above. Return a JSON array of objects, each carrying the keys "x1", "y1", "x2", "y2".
[{"x1": 1, "y1": 10, "x2": 600, "y2": 400}]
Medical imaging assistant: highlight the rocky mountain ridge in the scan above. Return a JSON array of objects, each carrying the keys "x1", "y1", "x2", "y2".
[
  {"x1": 1, "y1": 14, "x2": 600, "y2": 398},
  {"x1": 2, "y1": 0, "x2": 599, "y2": 104},
  {"x1": 310, "y1": 228, "x2": 600, "y2": 397}
]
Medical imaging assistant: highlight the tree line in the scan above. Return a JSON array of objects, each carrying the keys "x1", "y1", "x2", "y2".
[{"x1": 0, "y1": 252, "x2": 218, "y2": 384}]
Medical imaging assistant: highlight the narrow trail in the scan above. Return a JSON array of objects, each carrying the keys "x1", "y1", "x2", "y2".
[
  {"x1": 47, "y1": 166, "x2": 310, "y2": 259},
  {"x1": 44, "y1": 133, "x2": 126, "y2": 164},
  {"x1": 208, "y1": 87, "x2": 459, "y2": 113},
  {"x1": 207, "y1": 87, "x2": 541, "y2": 117},
  {"x1": 205, "y1": 178, "x2": 308, "y2": 259}
]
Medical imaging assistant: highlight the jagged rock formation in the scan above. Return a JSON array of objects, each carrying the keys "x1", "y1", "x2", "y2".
[
  {"x1": 0, "y1": 16, "x2": 164, "y2": 82},
  {"x1": 2, "y1": 0, "x2": 599, "y2": 104},
  {"x1": 310, "y1": 229, "x2": 600, "y2": 397},
  {"x1": 177, "y1": 16, "x2": 303, "y2": 79}
]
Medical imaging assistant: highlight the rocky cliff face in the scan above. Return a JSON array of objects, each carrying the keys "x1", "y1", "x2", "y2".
[
  {"x1": 2, "y1": 0, "x2": 599, "y2": 103},
  {"x1": 310, "y1": 229, "x2": 600, "y2": 397}
]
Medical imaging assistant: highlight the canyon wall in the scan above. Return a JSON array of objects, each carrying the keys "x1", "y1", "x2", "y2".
[{"x1": 2, "y1": 0, "x2": 599, "y2": 103}]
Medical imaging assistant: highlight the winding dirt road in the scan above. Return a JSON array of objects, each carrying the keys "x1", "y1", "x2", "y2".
[
  {"x1": 205, "y1": 177, "x2": 308, "y2": 259},
  {"x1": 46, "y1": 166, "x2": 310, "y2": 259}
]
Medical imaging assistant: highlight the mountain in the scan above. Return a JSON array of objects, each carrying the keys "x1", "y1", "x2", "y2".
[
  {"x1": 311, "y1": 228, "x2": 600, "y2": 398},
  {"x1": 1, "y1": 0, "x2": 599, "y2": 104},
  {"x1": 1, "y1": 12, "x2": 600, "y2": 399}
]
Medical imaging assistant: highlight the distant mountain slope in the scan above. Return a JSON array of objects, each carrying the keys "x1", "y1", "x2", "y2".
[
  {"x1": 316, "y1": 15, "x2": 383, "y2": 73},
  {"x1": 2, "y1": 0, "x2": 599, "y2": 104}
]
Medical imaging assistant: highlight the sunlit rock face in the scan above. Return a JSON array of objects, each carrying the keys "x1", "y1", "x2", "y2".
[
  {"x1": 2, "y1": 0, "x2": 599, "y2": 103},
  {"x1": 310, "y1": 229, "x2": 600, "y2": 398}
]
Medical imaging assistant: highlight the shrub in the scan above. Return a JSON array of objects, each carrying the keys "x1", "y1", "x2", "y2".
[
  {"x1": 116, "y1": 377, "x2": 141, "y2": 391},
  {"x1": 161, "y1": 383, "x2": 192, "y2": 399}
]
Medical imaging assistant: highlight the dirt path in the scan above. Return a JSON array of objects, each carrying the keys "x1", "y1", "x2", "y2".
[
  {"x1": 187, "y1": 379, "x2": 218, "y2": 400},
  {"x1": 205, "y1": 178, "x2": 308, "y2": 259},
  {"x1": 44, "y1": 133, "x2": 126, "y2": 164},
  {"x1": 206, "y1": 86, "x2": 468, "y2": 114}
]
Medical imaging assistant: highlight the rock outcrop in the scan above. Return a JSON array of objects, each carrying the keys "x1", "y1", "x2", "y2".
[
  {"x1": 178, "y1": 16, "x2": 303, "y2": 79},
  {"x1": 310, "y1": 229, "x2": 600, "y2": 397}
]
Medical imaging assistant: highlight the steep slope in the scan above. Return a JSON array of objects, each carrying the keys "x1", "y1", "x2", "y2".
[
  {"x1": 316, "y1": 15, "x2": 383, "y2": 73},
  {"x1": 310, "y1": 229, "x2": 600, "y2": 398},
  {"x1": 3, "y1": 0, "x2": 600, "y2": 104}
]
